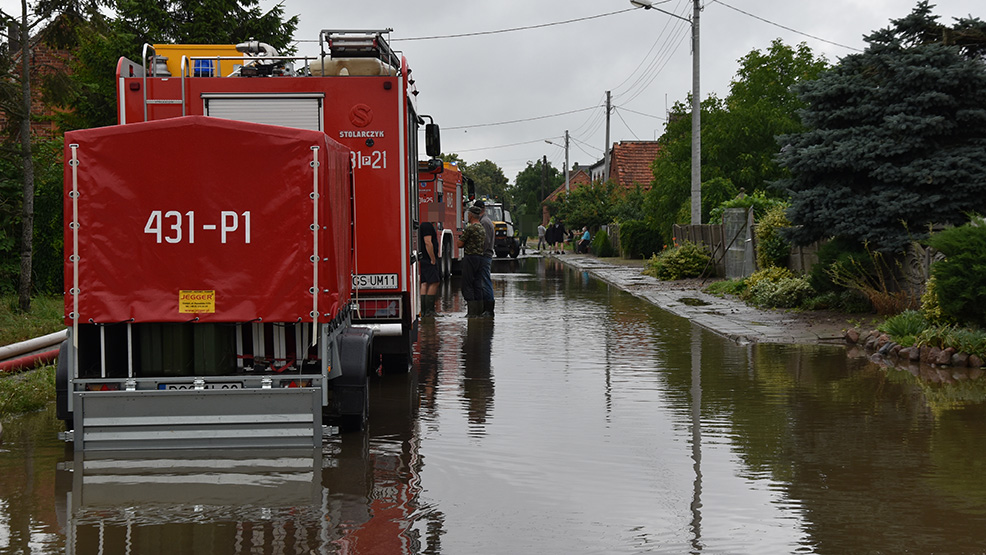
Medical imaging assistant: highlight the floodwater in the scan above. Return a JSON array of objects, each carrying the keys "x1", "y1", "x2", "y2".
[{"x1": 3, "y1": 256, "x2": 986, "y2": 554}]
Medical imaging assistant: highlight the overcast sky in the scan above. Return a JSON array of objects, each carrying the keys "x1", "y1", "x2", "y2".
[{"x1": 7, "y1": 0, "x2": 984, "y2": 183}]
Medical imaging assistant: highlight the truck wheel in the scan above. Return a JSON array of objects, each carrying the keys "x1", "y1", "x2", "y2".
[
  {"x1": 442, "y1": 247, "x2": 452, "y2": 280},
  {"x1": 335, "y1": 328, "x2": 374, "y2": 432},
  {"x1": 509, "y1": 242, "x2": 520, "y2": 258}
]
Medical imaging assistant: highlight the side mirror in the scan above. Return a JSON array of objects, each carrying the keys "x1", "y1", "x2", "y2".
[{"x1": 425, "y1": 123, "x2": 441, "y2": 157}]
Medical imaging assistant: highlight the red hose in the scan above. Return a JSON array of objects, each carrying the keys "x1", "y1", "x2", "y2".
[{"x1": 0, "y1": 349, "x2": 59, "y2": 374}]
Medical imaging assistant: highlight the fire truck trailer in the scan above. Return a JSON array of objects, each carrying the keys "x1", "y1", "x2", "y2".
[
  {"x1": 115, "y1": 29, "x2": 440, "y2": 372},
  {"x1": 58, "y1": 116, "x2": 373, "y2": 451}
]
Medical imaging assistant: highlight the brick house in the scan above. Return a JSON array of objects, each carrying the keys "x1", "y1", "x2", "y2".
[
  {"x1": 0, "y1": 21, "x2": 76, "y2": 140},
  {"x1": 541, "y1": 141, "x2": 661, "y2": 226}
]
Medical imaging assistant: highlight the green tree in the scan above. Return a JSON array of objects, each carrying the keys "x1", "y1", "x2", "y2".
[
  {"x1": 55, "y1": 0, "x2": 298, "y2": 130},
  {"x1": 466, "y1": 159, "x2": 509, "y2": 205},
  {"x1": 513, "y1": 157, "x2": 561, "y2": 218},
  {"x1": 551, "y1": 180, "x2": 617, "y2": 230},
  {"x1": 777, "y1": 3, "x2": 986, "y2": 252},
  {"x1": 644, "y1": 40, "x2": 827, "y2": 241}
]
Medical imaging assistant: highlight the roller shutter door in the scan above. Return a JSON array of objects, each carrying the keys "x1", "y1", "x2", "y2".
[{"x1": 203, "y1": 93, "x2": 323, "y2": 131}]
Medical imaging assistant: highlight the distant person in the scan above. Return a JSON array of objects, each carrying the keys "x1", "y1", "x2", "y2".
[
  {"x1": 475, "y1": 200, "x2": 495, "y2": 316},
  {"x1": 578, "y1": 226, "x2": 591, "y2": 254},
  {"x1": 537, "y1": 223, "x2": 547, "y2": 252},
  {"x1": 419, "y1": 221, "x2": 440, "y2": 315},
  {"x1": 553, "y1": 221, "x2": 566, "y2": 254},
  {"x1": 458, "y1": 206, "x2": 486, "y2": 316}
]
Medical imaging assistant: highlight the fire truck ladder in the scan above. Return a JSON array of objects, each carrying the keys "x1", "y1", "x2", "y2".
[{"x1": 140, "y1": 43, "x2": 187, "y2": 121}]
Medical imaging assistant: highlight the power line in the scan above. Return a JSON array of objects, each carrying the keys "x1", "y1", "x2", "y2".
[
  {"x1": 616, "y1": 105, "x2": 667, "y2": 120},
  {"x1": 392, "y1": 9, "x2": 636, "y2": 42},
  {"x1": 570, "y1": 136, "x2": 604, "y2": 153},
  {"x1": 614, "y1": 107, "x2": 641, "y2": 140},
  {"x1": 445, "y1": 105, "x2": 601, "y2": 131},
  {"x1": 712, "y1": 1, "x2": 863, "y2": 52},
  {"x1": 455, "y1": 138, "x2": 555, "y2": 153}
]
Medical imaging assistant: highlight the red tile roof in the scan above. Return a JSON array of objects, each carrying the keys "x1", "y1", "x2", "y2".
[
  {"x1": 544, "y1": 169, "x2": 592, "y2": 202},
  {"x1": 610, "y1": 141, "x2": 660, "y2": 190}
]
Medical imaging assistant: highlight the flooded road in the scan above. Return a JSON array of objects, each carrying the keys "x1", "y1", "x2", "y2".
[{"x1": 3, "y1": 256, "x2": 986, "y2": 554}]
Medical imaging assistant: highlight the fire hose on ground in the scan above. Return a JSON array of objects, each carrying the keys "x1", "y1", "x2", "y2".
[{"x1": 0, "y1": 329, "x2": 67, "y2": 374}]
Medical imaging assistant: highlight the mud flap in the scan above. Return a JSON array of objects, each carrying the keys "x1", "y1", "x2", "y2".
[{"x1": 55, "y1": 340, "x2": 72, "y2": 425}]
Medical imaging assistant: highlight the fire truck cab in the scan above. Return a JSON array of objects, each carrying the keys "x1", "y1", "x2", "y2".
[{"x1": 115, "y1": 30, "x2": 441, "y2": 372}]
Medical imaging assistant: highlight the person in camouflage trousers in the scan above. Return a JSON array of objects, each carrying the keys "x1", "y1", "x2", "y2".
[{"x1": 457, "y1": 206, "x2": 487, "y2": 316}]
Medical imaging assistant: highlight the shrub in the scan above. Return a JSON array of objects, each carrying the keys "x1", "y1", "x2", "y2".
[
  {"x1": 709, "y1": 190, "x2": 785, "y2": 225},
  {"x1": 924, "y1": 216, "x2": 986, "y2": 329},
  {"x1": 879, "y1": 309, "x2": 929, "y2": 339},
  {"x1": 920, "y1": 275, "x2": 951, "y2": 325},
  {"x1": 755, "y1": 203, "x2": 791, "y2": 269},
  {"x1": 826, "y1": 244, "x2": 915, "y2": 315},
  {"x1": 741, "y1": 267, "x2": 794, "y2": 301},
  {"x1": 618, "y1": 219, "x2": 663, "y2": 258},
  {"x1": 645, "y1": 241, "x2": 712, "y2": 281},
  {"x1": 592, "y1": 229, "x2": 615, "y2": 257},
  {"x1": 808, "y1": 237, "x2": 869, "y2": 293},
  {"x1": 748, "y1": 275, "x2": 814, "y2": 308}
]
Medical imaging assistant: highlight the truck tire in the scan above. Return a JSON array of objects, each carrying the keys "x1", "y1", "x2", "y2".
[
  {"x1": 55, "y1": 340, "x2": 72, "y2": 427},
  {"x1": 442, "y1": 247, "x2": 452, "y2": 280},
  {"x1": 509, "y1": 241, "x2": 520, "y2": 258},
  {"x1": 334, "y1": 328, "x2": 374, "y2": 432}
]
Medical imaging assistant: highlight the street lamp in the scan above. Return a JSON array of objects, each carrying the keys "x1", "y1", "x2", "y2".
[
  {"x1": 631, "y1": 0, "x2": 701, "y2": 224},
  {"x1": 544, "y1": 130, "x2": 570, "y2": 193}
]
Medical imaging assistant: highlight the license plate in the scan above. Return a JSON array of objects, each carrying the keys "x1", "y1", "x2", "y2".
[
  {"x1": 161, "y1": 382, "x2": 243, "y2": 390},
  {"x1": 352, "y1": 273, "x2": 398, "y2": 290}
]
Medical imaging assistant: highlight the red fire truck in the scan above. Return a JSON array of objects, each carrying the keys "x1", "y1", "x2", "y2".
[
  {"x1": 115, "y1": 30, "x2": 439, "y2": 372},
  {"x1": 56, "y1": 30, "x2": 440, "y2": 450},
  {"x1": 418, "y1": 161, "x2": 474, "y2": 277}
]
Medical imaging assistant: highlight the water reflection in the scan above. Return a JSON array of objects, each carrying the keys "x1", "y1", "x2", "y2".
[
  {"x1": 4, "y1": 257, "x2": 986, "y2": 553},
  {"x1": 460, "y1": 318, "x2": 494, "y2": 435}
]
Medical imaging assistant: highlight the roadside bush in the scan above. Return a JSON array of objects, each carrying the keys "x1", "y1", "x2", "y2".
[
  {"x1": 879, "y1": 309, "x2": 929, "y2": 339},
  {"x1": 807, "y1": 237, "x2": 866, "y2": 293},
  {"x1": 709, "y1": 190, "x2": 785, "y2": 226},
  {"x1": 920, "y1": 275, "x2": 951, "y2": 325},
  {"x1": 645, "y1": 241, "x2": 712, "y2": 280},
  {"x1": 618, "y1": 219, "x2": 663, "y2": 258},
  {"x1": 592, "y1": 229, "x2": 615, "y2": 257},
  {"x1": 755, "y1": 203, "x2": 790, "y2": 269},
  {"x1": 924, "y1": 216, "x2": 986, "y2": 329},
  {"x1": 741, "y1": 267, "x2": 794, "y2": 301},
  {"x1": 826, "y1": 244, "x2": 915, "y2": 315},
  {"x1": 748, "y1": 275, "x2": 814, "y2": 308}
]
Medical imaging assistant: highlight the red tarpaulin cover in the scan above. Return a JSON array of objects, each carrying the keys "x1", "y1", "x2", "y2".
[{"x1": 64, "y1": 116, "x2": 353, "y2": 324}]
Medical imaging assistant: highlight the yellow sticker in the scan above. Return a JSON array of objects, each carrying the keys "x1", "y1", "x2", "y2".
[{"x1": 179, "y1": 290, "x2": 216, "y2": 314}]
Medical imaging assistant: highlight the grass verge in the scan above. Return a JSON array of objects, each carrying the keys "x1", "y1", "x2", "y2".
[
  {"x1": 0, "y1": 366, "x2": 56, "y2": 418},
  {"x1": 1, "y1": 295, "x2": 64, "y2": 346}
]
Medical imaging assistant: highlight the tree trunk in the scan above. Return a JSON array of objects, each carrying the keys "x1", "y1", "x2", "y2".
[{"x1": 16, "y1": 0, "x2": 34, "y2": 313}]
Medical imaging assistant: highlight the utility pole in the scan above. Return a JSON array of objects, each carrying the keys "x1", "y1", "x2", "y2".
[
  {"x1": 604, "y1": 91, "x2": 611, "y2": 183},
  {"x1": 541, "y1": 154, "x2": 547, "y2": 202},
  {"x1": 690, "y1": 0, "x2": 701, "y2": 224},
  {"x1": 564, "y1": 130, "x2": 570, "y2": 192}
]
